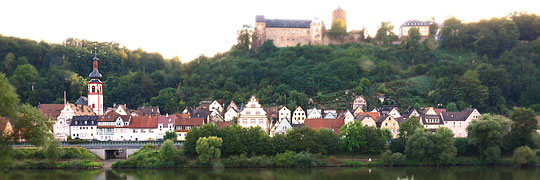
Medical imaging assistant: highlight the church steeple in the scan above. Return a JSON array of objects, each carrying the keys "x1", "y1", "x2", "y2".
[
  {"x1": 88, "y1": 52, "x2": 104, "y2": 115},
  {"x1": 89, "y1": 53, "x2": 102, "y2": 79}
]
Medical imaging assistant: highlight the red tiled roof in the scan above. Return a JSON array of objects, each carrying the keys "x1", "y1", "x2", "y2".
[
  {"x1": 127, "y1": 116, "x2": 158, "y2": 128},
  {"x1": 98, "y1": 112, "x2": 122, "y2": 122},
  {"x1": 305, "y1": 118, "x2": 345, "y2": 134},
  {"x1": 158, "y1": 114, "x2": 177, "y2": 126},
  {"x1": 216, "y1": 121, "x2": 233, "y2": 128},
  {"x1": 357, "y1": 112, "x2": 379, "y2": 120},
  {"x1": 536, "y1": 116, "x2": 540, "y2": 129},
  {"x1": 38, "y1": 104, "x2": 64, "y2": 119},
  {"x1": 175, "y1": 117, "x2": 204, "y2": 126},
  {"x1": 434, "y1": 108, "x2": 446, "y2": 114},
  {"x1": 1, "y1": 117, "x2": 12, "y2": 132}
]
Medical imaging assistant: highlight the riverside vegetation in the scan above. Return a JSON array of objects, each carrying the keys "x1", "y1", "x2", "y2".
[{"x1": 113, "y1": 109, "x2": 540, "y2": 168}]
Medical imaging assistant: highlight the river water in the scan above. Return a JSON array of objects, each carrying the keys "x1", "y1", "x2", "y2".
[{"x1": 2, "y1": 166, "x2": 539, "y2": 180}]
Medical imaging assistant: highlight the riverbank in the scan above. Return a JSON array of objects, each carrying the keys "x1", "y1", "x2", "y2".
[{"x1": 7, "y1": 147, "x2": 102, "y2": 169}]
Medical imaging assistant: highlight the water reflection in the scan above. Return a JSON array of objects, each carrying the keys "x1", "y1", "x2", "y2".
[{"x1": 1, "y1": 167, "x2": 539, "y2": 180}]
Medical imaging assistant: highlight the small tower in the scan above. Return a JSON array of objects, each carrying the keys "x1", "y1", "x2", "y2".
[
  {"x1": 253, "y1": 15, "x2": 267, "y2": 49},
  {"x1": 332, "y1": 6, "x2": 347, "y2": 31},
  {"x1": 88, "y1": 53, "x2": 104, "y2": 115}
]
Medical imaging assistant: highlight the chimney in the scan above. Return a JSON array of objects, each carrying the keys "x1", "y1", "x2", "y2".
[{"x1": 166, "y1": 113, "x2": 168, "y2": 117}]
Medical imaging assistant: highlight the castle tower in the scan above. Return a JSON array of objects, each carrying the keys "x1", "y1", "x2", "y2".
[
  {"x1": 253, "y1": 15, "x2": 267, "y2": 49},
  {"x1": 310, "y1": 17, "x2": 325, "y2": 45},
  {"x1": 332, "y1": 6, "x2": 347, "y2": 30},
  {"x1": 88, "y1": 54, "x2": 104, "y2": 115}
]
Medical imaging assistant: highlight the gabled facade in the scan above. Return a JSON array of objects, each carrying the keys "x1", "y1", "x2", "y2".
[
  {"x1": 324, "y1": 112, "x2": 336, "y2": 119},
  {"x1": 175, "y1": 113, "x2": 204, "y2": 141},
  {"x1": 278, "y1": 106, "x2": 291, "y2": 122},
  {"x1": 353, "y1": 107, "x2": 364, "y2": 117},
  {"x1": 97, "y1": 112, "x2": 130, "y2": 141},
  {"x1": 0, "y1": 117, "x2": 13, "y2": 137},
  {"x1": 441, "y1": 108, "x2": 480, "y2": 137},
  {"x1": 357, "y1": 115, "x2": 376, "y2": 127},
  {"x1": 343, "y1": 110, "x2": 355, "y2": 124},
  {"x1": 388, "y1": 107, "x2": 401, "y2": 119},
  {"x1": 307, "y1": 107, "x2": 322, "y2": 119},
  {"x1": 157, "y1": 114, "x2": 176, "y2": 140},
  {"x1": 352, "y1": 95, "x2": 367, "y2": 111},
  {"x1": 209, "y1": 100, "x2": 223, "y2": 114},
  {"x1": 420, "y1": 107, "x2": 445, "y2": 132},
  {"x1": 70, "y1": 116, "x2": 98, "y2": 140},
  {"x1": 224, "y1": 107, "x2": 239, "y2": 121},
  {"x1": 54, "y1": 103, "x2": 96, "y2": 141},
  {"x1": 377, "y1": 115, "x2": 400, "y2": 138},
  {"x1": 291, "y1": 106, "x2": 306, "y2": 124},
  {"x1": 271, "y1": 117, "x2": 293, "y2": 136},
  {"x1": 238, "y1": 95, "x2": 269, "y2": 133}
]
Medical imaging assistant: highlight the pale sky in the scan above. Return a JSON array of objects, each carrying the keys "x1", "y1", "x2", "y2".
[{"x1": 1, "y1": 0, "x2": 538, "y2": 62}]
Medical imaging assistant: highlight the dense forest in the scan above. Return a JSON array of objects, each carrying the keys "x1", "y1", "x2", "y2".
[{"x1": 1, "y1": 12, "x2": 540, "y2": 115}]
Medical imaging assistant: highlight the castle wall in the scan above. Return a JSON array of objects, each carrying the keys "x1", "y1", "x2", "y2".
[{"x1": 265, "y1": 27, "x2": 311, "y2": 47}]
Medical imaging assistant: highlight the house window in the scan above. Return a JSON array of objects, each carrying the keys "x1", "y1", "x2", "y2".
[
  {"x1": 259, "y1": 119, "x2": 263, "y2": 124},
  {"x1": 186, "y1": 126, "x2": 191, "y2": 130},
  {"x1": 246, "y1": 111, "x2": 251, "y2": 115},
  {"x1": 251, "y1": 104, "x2": 255, "y2": 108},
  {"x1": 243, "y1": 119, "x2": 247, "y2": 124},
  {"x1": 256, "y1": 111, "x2": 260, "y2": 115},
  {"x1": 251, "y1": 119, "x2": 255, "y2": 124},
  {"x1": 92, "y1": 86, "x2": 95, "y2": 93}
]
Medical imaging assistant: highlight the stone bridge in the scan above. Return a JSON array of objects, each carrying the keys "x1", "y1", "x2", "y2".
[{"x1": 12, "y1": 141, "x2": 184, "y2": 160}]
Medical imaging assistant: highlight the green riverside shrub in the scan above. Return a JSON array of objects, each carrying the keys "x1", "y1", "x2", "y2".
[{"x1": 513, "y1": 146, "x2": 537, "y2": 166}]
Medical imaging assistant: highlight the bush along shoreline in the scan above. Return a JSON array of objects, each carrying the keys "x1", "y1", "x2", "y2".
[
  {"x1": 113, "y1": 116, "x2": 540, "y2": 169},
  {"x1": 8, "y1": 146, "x2": 102, "y2": 169}
]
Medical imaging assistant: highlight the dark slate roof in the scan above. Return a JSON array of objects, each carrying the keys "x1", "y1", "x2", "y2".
[
  {"x1": 421, "y1": 114, "x2": 444, "y2": 125},
  {"x1": 191, "y1": 109, "x2": 212, "y2": 123},
  {"x1": 137, "y1": 106, "x2": 161, "y2": 116},
  {"x1": 291, "y1": 124, "x2": 305, "y2": 128},
  {"x1": 70, "y1": 116, "x2": 98, "y2": 126},
  {"x1": 75, "y1": 96, "x2": 88, "y2": 105},
  {"x1": 441, "y1": 108, "x2": 474, "y2": 121},
  {"x1": 89, "y1": 69, "x2": 102, "y2": 79},
  {"x1": 265, "y1": 19, "x2": 311, "y2": 28},
  {"x1": 256, "y1": 15, "x2": 265, "y2": 22}
]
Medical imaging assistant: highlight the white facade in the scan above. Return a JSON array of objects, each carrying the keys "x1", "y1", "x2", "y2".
[
  {"x1": 291, "y1": 106, "x2": 306, "y2": 124},
  {"x1": 343, "y1": 110, "x2": 355, "y2": 124},
  {"x1": 209, "y1": 100, "x2": 223, "y2": 113},
  {"x1": 224, "y1": 108, "x2": 239, "y2": 121},
  {"x1": 443, "y1": 109, "x2": 480, "y2": 138},
  {"x1": 278, "y1": 107, "x2": 291, "y2": 121},
  {"x1": 352, "y1": 96, "x2": 367, "y2": 110},
  {"x1": 307, "y1": 107, "x2": 322, "y2": 119},
  {"x1": 71, "y1": 126, "x2": 97, "y2": 140},
  {"x1": 53, "y1": 117, "x2": 69, "y2": 141},
  {"x1": 389, "y1": 108, "x2": 401, "y2": 119},
  {"x1": 238, "y1": 95, "x2": 269, "y2": 132}
]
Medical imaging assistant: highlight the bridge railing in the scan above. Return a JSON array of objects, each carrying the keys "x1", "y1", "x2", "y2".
[{"x1": 12, "y1": 140, "x2": 184, "y2": 147}]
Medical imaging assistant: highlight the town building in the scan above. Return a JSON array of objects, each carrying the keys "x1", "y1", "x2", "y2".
[
  {"x1": 398, "y1": 20, "x2": 430, "y2": 40},
  {"x1": 157, "y1": 114, "x2": 176, "y2": 140},
  {"x1": 420, "y1": 107, "x2": 445, "y2": 132},
  {"x1": 0, "y1": 117, "x2": 13, "y2": 137},
  {"x1": 377, "y1": 114, "x2": 400, "y2": 138},
  {"x1": 305, "y1": 118, "x2": 345, "y2": 134},
  {"x1": 278, "y1": 106, "x2": 291, "y2": 122},
  {"x1": 238, "y1": 95, "x2": 269, "y2": 133},
  {"x1": 224, "y1": 101, "x2": 240, "y2": 121},
  {"x1": 291, "y1": 106, "x2": 306, "y2": 124},
  {"x1": 441, "y1": 108, "x2": 480, "y2": 137},
  {"x1": 270, "y1": 117, "x2": 293, "y2": 136},
  {"x1": 209, "y1": 100, "x2": 223, "y2": 114},
  {"x1": 342, "y1": 110, "x2": 355, "y2": 124},
  {"x1": 113, "y1": 116, "x2": 158, "y2": 141},
  {"x1": 352, "y1": 95, "x2": 367, "y2": 111},
  {"x1": 357, "y1": 114, "x2": 377, "y2": 127},
  {"x1": 70, "y1": 116, "x2": 98, "y2": 140},
  {"x1": 388, "y1": 107, "x2": 401, "y2": 119},
  {"x1": 96, "y1": 112, "x2": 130, "y2": 141},
  {"x1": 137, "y1": 106, "x2": 160, "y2": 116},
  {"x1": 54, "y1": 103, "x2": 95, "y2": 141},
  {"x1": 175, "y1": 113, "x2": 204, "y2": 141},
  {"x1": 307, "y1": 107, "x2": 322, "y2": 119},
  {"x1": 38, "y1": 104, "x2": 64, "y2": 120}
]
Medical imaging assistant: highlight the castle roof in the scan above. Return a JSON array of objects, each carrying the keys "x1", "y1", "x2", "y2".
[
  {"x1": 256, "y1": 15, "x2": 311, "y2": 28},
  {"x1": 402, "y1": 20, "x2": 429, "y2": 27},
  {"x1": 38, "y1": 104, "x2": 64, "y2": 119}
]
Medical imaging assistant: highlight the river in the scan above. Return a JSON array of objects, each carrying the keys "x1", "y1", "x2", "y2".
[{"x1": 2, "y1": 166, "x2": 539, "y2": 180}]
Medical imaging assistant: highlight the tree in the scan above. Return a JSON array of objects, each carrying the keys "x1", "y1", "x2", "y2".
[
  {"x1": 163, "y1": 131, "x2": 177, "y2": 141},
  {"x1": 44, "y1": 140, "x2": 64, "y2": 162},
  {"x1": 374, "y1": 22, "x2": 398, "y2": 46},
  {"x1": 405, "y1": 127, "x2": 456, "y2": 164},
  {"x1": 2, "y1": 53, "x2": 16, "y2": 75},
  {"x1": 234, "y1": 24, "x2": 254, "y2": 50},
  {"x1": 453, "y1": 70, "x2": 489, "y2": 110},
  {"x1": 406, "y1": 27, "x2": 421, "y2": 50},
  {"x1": 446, "y1": 102, "x2": 458, "y2": 112},
  {"x1": 398, "y1": 116, "x2": 423, "y2": 139},
  {"x1": 150, "y1": 88, "x2": 179, "y2": 114},
  {"x1": 440, "y1": 17, "x2": 465, "y2": 51},
  {"x1": 512, "y1": 146, "x2": 537, "y2": 166},
  {"x1": 327, "y1": 19, "x2": 348, "y2": 42},
  {"x1": 340, "y1": 121, "x2": 389, "y2": 154},
  {"x1": 0, "y1": 73, "x2": 19, "y2": 118},
  {"x1": 467, "y1": 114, "x2": 511, "y2": 162},
  {"x1": 196, "y1": 136, "x2": 223, "y2": 163},
  {"x1": 159, "y1": 139, "x2": 177, "y2": 163},
  {"x1": 316, "y1": 128, "x2": 340, "y2": 155},
  {"x1": 286, "y1": 127, "x2": 319, "y2": 153},
  {"x1": 509, "y1": 107, "x2": 538, "y2": 147},
  {"x1": 9, "y1": 64, "x2": 39, "y2": 103}
]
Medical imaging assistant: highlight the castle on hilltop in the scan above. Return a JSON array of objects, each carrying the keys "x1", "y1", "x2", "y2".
[{"x1": 253, "y1": 7, "x2": 365, "y2": 49}]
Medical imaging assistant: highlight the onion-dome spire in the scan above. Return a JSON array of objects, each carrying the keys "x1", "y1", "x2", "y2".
[{"x1": 89, "y1": 52, "x2": 102, "y2": 79}]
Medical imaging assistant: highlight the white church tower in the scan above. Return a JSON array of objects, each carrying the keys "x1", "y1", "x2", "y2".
[{"x1": 88, "y1": 54, "x2": 104, "y2": 115}]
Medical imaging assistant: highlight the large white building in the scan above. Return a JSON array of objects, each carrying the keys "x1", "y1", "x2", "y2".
[
  {"x1": 291, "y1": 106, "x2": 306, "y2": 124},
  {"x1": 238, "y1": 95, "x2": 269, "y2": 133},
  {"x1": 278, "y1": 106, "x2": 291, "y2": 122},
  {"x1": 70, "y1": 116, "x2": 98, "y2": 140}
]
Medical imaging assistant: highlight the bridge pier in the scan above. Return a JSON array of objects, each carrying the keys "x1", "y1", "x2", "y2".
[{"x1": 88, "y1": 149, "x2": 106, "y2": 160}]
